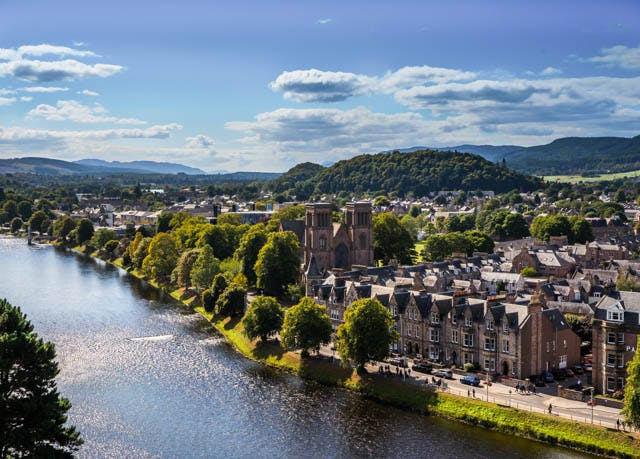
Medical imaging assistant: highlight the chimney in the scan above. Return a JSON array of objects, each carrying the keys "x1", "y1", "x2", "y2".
[{"x1": 528, "y1": 294, "x2": 543, "y2": 315}]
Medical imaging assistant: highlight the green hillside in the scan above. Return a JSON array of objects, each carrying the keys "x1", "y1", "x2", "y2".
[{"x1": 271, "y1": 150, "x2": 543, "y2": 198}]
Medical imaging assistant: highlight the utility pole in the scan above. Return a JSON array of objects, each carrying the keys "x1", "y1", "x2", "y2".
[{"x1": 591, "y1": 387, "x2": 595, "y2": 424}]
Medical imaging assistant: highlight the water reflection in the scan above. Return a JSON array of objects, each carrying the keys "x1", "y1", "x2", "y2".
[{"x1": 0, "y1": 238, "x2": 591, "y2": 458}]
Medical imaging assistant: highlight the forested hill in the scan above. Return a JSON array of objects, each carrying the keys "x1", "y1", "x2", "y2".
[
  {"x1": 270, "y1": 150, "x2": 542, "y2": 198},
  {"x1": 501, "y1": 135, "x2": 640, "y2": 176}
]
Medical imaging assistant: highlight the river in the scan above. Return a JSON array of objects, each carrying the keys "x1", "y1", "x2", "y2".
[{"x1": 0, "y1": 237, "x2": 591, "y2": 458}]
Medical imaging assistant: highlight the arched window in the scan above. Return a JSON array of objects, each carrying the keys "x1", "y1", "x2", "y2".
[{"x1": 319, "y1": 235, "x2": 327, "y2": 250}]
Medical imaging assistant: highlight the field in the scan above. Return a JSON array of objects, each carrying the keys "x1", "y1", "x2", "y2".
[{"x1": 544, "y1": 169, "x2": 640, "y2": 183}]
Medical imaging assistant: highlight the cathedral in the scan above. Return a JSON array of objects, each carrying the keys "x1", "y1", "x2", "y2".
[{"x1": 301, "y1": 202, "x2": 374, "y2": 293}]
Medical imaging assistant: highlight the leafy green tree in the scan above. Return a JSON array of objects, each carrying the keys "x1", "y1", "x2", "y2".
[
  {"x1": 215, "y1": 284, "x2": 246, "y2": 317},
  {"x1": 336, "y1": 298, "x2": 398, "y2": 372},
  {"x1": 502, "y1": 212, "x2": 530, "y2": 239},
  {"x1": 190, "y1": 245, "x2": 220, "y2": 292},
  {"x1": 615, "y1": 189, "x2": 627, "y2": 203},
  {"x1": 255, "y1": 231, "x2": 301, "y2": 297},
  {"x1": 280, "y1": 297, "x2": 332, "y2": 357},
  {"x1": 465, "y1": 230, "x2": 494, "y2": 253},
  {"x1": 443, "y1": 231, "x2": 472, "y2": 256},
  {"x1": 198, "y1": 223, "x2": 248, "y2": 260},
  {"x1": 520, "y1": 267, "x2": 539, "y2": 277},
  {"x1": 372, "y1": 212, "x2": 414, "y2": 264},
  {"x1": 373, "y1": 195, "x2": 390, "y2": 207},
  {"x1": 409, "y1": 205, "x2": 421, "y2": 218},
  {"x1": 174, "y1": 248, "x2": 200, "y2": 289},
  {"x1": 0, "y1": 298, "x2": 82, "y2": 457},
  {"x1": 28, "y1": 210, "x2": 48, "y2": 233},
  {"x1": 17, "y1": 200, "x2": 32, "y2": 220},
  {"x1": 235, "y1": 225, "x2": 268, "y2": 286},
  {"x1": 103, "y1": 239, "x2": 119, "y2": 257},
  {"x1": 142, "y1": 233, "x2": 179, "y2": 282},
  {"x1": 201, "y1": 289, "x2": 216, "y2": 312},
  {"x1": 242, "y1": 296, "x2": 284, "y2": 342},
  {"x1": 616, "y1": 275, "x2": 640, "y2": 292},
  {"x1": 76, "y1": 218, "x2": 95, "y2": 245},
  {"x1": 2, "y1": 200, "x2": 17, "y2": 219},
  {"x1": 156, "y1": 211, "x2": 173, "y2": 234},
  {"x1": 53, "y1": 215, "x2": 76, "y2": 241},
  {"x1": 210, "y1": 273, "x2": 228, "y2": 308},
  {"x1": 421, "y1": 234, "x2": 451, "y2": 261},
  {"x1": 623, "y1": 335, "x2": 640, "y2": 430},
  {"x1": 569, "y1": 216, "x2": 594, "y2": 244},
  {"x1": 10, "y1": 217, "x2": 23, "y2": 233},
  {"x1": 90, "y1": 228, "x2": 117, "y2": 249},
  {"x1": 530, "y1": 215, "x2": 572, "y2": 242}
]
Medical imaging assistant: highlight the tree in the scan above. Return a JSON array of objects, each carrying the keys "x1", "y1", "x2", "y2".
[
  {"x1": 280, "y1": 297, "x2": 332, "y2": 357},
  {"x1": 465, "y1": 230, "x2": 494, "y2": 254},
  {"x1": 198, "y1": 223, "x2": 248, "y2": 260},
  {"x1": 10, "y1": 217, "x2": 23, "y2": 233},
  {"x1": 616, "y1": 275, "x2": 640, "y2": 292},
  {"x1": 90, "y1": 228, "x2": 117, "y2": 249},
  {"x1": 421, "y1": 235, "x2": 451, "y2": 261},
  {"x1": 373, "y1": 195, "x2": 390, "y2": 207},
  {"x1": 2, "y1": 200, "x2": 17, "y2": 219},
  {"x1": 336, "y1": 298, "x2": 398, "y2": 372},
  {"x1": 242, "y1": 296, "x2": 284, "y2": 342},
  {"x1": 17, "y1": 200, "x2": 32, "y2": 220},
  {"x1": 569, "y1": 216, "x2": 594, "y2": 244},
  {"x1": 76, "y1": 218, "x2": 94, "y2": 245},
  {"x1": 53, "y1": 216, "x2": 76, "y2": 241},
  {"x1": 215, "y1": 284, "x2": 246, "y2": 317},
  {"x1": 520, "y1": 267, "x2": 539, "y2": 277},
  {"x1": 372, "y1": 212, "x2": 414, "y2": 264},
  {"x1": 28, "y1": 210, "x2": 48, "y2": 233},
  {"x1": 142, "y1": 233, "x2": 179, "y2": 282},
  {"x1": 235, "y1": 225, "x2": 268, "y2": 286},
  {"x1": 615, "y1": 189, "x2": 627, "y2": 203},
  {"x1": 156, "y1": 211, "x2": 173, "y2": 234},
  {"x1": 210, "y1": 273, "x2": 228, "y2": 309},
  {"x1": 174, "y1": 248, "x2": 201, "y2": 289},
  {"x1": 530, "y1": 215, "x2": 572, "y2": 242},
  {"x1": 255, "y1": 231, "x2": 301, "y2": 297},
  {"x1": 443, "y1": 231, "x2": 472, "y2": 256},
  {"x1": 190, "y1": 245, "x2": 220, "y2": 292},
  {"x1": 623, "y1": 335, "x2": 640, "y2": 430},
  {"x1": 0, "y1": 298, "x2": 82, "y2": 457},
  {"x1": 201, "y1": 289, "x2": 216, "y2": 312}
]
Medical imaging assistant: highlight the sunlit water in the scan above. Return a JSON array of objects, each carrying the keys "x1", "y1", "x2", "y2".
[{"x1": 0, "y1": 237, "x2": 591, "y2": 458}]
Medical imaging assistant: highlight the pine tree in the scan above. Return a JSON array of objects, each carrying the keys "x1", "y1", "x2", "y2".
[{"x1": 0, "y1": 298, "x2": 82, "y2": 457}]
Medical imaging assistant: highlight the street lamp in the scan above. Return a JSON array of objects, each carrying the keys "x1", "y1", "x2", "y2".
[
  {"x1": 509, "y1": 389, "x2": 512, "y2": 408},
  {"x1": 486, "y1": 373, "x2": 490, "y2": 401},
  {"x1": 591, "y1": 387, "x2": 595, "y2": 424}
]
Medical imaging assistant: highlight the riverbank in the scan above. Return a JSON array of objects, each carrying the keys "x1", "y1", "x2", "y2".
[{"x1": 74, "y1": 246, "x2": 640, "y2": 458}]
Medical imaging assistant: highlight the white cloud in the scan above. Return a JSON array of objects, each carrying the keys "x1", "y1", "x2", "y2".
[
  {"x1": 21, "y1": 86, "x2": 69, "y2": 93},
  {"x1": 27, "y1": 100, "x2": 147, "y2": 125},
  {"x1": 0, "y1": 44, "x2": 98, "y2": 61},
  {"x1": 585, "y1": 44, "x2": 640, "y2": 69},
  {"x1": 270, "y1": 65, "x2": 475, "y2": 103},
  {"x1": 0, "y1": 59, "x2": 123, "y2": 82},
  {"x1": 317, "y1": 18, "x2": 332, "y2": 24},
  {"x1": 185, "y1": 134, "x2": 215, "y2": 150},
  {"x1": 20, "y1": 96, "x2": 32, "y2": 102},
  {"x1": 0, "y1": 123, "x2": 182, "y2": 143},
  {"x1": 78, "y1": 89, "x2": 99, "y2": 96},
  {"x1": 540, "y1": 66, "x2": 562, "y2": 76},
  {"x1": 0, "y1": 97, "x2": 16, "y2": 106}
]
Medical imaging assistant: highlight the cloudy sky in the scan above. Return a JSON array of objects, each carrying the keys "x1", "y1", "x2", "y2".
[{"x1": 0, "y1": 0, "x2": 639, "y2": 172}]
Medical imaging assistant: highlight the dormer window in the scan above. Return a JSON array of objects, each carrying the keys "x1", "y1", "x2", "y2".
[
  {"x1": 451, "y1": 314, "x2": 457, "y2": 325},
  {"x1": 607, "y1": 310, "x2": 624, "y2": 322},
  {"x1": 465, "y1": 316, "x2": 473, "y2": 327},
  {"x1": 431, "y1": 312, "x2": 440, "y2": 324},
  {"x1": 503, "y1": 321, "x2": 509, "y2": 334},
  {"x1": 486, "y1": 319, "x2": 494, "y2": 331}
]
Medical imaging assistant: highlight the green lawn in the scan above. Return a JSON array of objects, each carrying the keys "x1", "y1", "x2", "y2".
[{"x1": 544, "y1": 169, "x2": 640, "y2": 183}]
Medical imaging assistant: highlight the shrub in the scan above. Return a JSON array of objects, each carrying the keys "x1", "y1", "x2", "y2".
[{"x1": 202, "y1": 289, "x2": 215, "y2": 312}]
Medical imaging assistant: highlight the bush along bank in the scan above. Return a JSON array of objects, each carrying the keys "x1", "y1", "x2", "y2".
[{"x1": 76, "y1": 249, "x2": 640, "y2": 459}]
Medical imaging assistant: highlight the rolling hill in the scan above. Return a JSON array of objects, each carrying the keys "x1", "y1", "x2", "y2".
[
  {"x1": 75, "y1": 159, "x2": 206, "y2": 175},
  {"x1": 0, "y1": 157, "x2": 206, "y2": 175}
]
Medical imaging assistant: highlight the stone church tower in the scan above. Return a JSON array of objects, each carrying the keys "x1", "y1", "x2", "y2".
[{"x1": 303, "y1": 202, "x2": 373, "y2": 275}]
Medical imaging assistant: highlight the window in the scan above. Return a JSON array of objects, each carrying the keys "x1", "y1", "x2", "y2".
[
  {"x1": 391, "y1": 306, "x2": 397, "y2": 317},
  {"x1": 463, "y1": 353, "x2": 473, "y2": 365},
  {"x1": 484, "y1": 337, "x2": 495, "y2": 351},
  {"x1": 486, "y1": 319, "x2": 494, "y2": 331},
  {"x1": 607, "y1": 353, "x2": 616, "y2": 367},
  {"x1": 431, "y1": 311, "x2": 440, "y2": 324},
  {"x1": 484, "y1": 358, "x2": 495, "y2": 372},
  {"x1": 463, "y1": 333, "x2": 474, "y2": 347},
  {"x1": 607, "y1": 377, "x2": 615, "y2": 392},
  {"x1": 546, "y1": 341, "x2": 550, "y2": 353},
  {"x1": 319, "y1": 236, "x2": 327, "y2": 250},
  {"x1": 618, "y1": 333, "x2": 625, "y2": 344},
  {"x1": 407, "y1": 324, "x2": 412, "y2": 337},
  {"x1": 451, "y1": 314, "x2": 457, "y2": 325},
  {"x1": 618, "y1": 377, "x2": 625, "y2": 390},
  {"x1": 465, "y1": 316, "x2": 473, "y2": 327},
  {"x1": 415, "y1": 326, "x2": 420, "y2": 339},
  {"x1": 607, "y1": 332, "x2": 617, "y2": 344},
  {"x1": 429, "y1": 346, "x2": 439, "y2": 360},
  {"x1": 330, "y1": 309, "x2": 341, "y2": 320},
  {"x1": 430, "y1": 328, "x2": 440, "y2": 343},
  {"x1": 503, "y1": 321, "x2": 509, "y2": 334},
  {"x1": 559, "y1": 355, "x2": 567, "y2": 369},
  {"x1": 618, "y1": 354, "x2": 625, "y2": 368},
  {"x1": 451, "y1": 330, "x2": 459, "y2": 344},
  {"x1": 607, "y1": 310, "x2": 624, "y2": 322},
  {"x1": 502, "y1": 340, "x2": 510, "y2": 353}
]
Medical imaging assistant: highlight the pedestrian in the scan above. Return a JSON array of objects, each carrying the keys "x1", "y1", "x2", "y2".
[
  {"x1": 617, "y1": 419, "x2": 621, "y2": 430},
  {"x1": 548, "y1": 403, "x2": 552, "y2": 414},
  {"x1": 472, "y1": 388, "x2": 475, "y2": 398},
  {"x1": 467, "y1": 389, "x2": 470, "y2": 397},
  {"x1": 532, "y1": 385, "x2": 536, "y2": 394},
  {"x1": 408, "y1": 368, "x2": 411, "y2": 377},
  {"x1": 621, "y1": 420, "x2": 626, "y2": 432}
]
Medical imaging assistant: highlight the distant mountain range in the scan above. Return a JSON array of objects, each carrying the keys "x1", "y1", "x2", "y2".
[
  {"x1": 384, "y1": 135, "x2": 640, "y2": 176},
  {"x1": 0, "y1": 157, "x2": 207, "y2": 175}
]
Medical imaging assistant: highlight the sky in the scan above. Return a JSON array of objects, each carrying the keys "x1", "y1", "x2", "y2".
[{"x1": 0, "y1": 0, "x2": 639, "y2": 172}]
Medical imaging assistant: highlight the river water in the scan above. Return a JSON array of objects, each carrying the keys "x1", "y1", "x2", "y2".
[{"x1": 0, "y1": 238, "x2": 590, "y2": 458}]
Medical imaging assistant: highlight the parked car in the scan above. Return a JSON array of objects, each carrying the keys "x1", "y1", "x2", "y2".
[
  {"x1": 412, "y1": 363, "x2": 433, "y2": 374},
  {"x1": 389, "y1": 358, "x2": 408, "y2": 368},
  {"x1": 544, "y1": 372, "x2": 555, "y2": 383},
  {"x1": 564, "y1": 368, "x2": 575, "y2": 377},
  {"x1": 573, "y1": 365, "x2": 584, "y2": 374},
  {"x1": 583, "y1": 363, "x2": 592, "y2": 371},
  {"x1": 460, "y1": 375, "x2": 481, "y2": 386},
  {"x1": 432, "y1": 368, "x2": 453, "y2": 379}
]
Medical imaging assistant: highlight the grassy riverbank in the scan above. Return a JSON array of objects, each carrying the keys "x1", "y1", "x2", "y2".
[{"x1": 76, "y1": 249, "x2": 640, "y2": 458}]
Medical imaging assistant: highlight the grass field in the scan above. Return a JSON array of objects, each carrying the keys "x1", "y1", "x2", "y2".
[{"x1": 544, "y1": 169, "x2": 640, "y2": 183}]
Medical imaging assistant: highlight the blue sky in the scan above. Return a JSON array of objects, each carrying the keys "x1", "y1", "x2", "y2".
[{"x1": 0, "y1": 0, "x2": 639, "y2": 172}]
